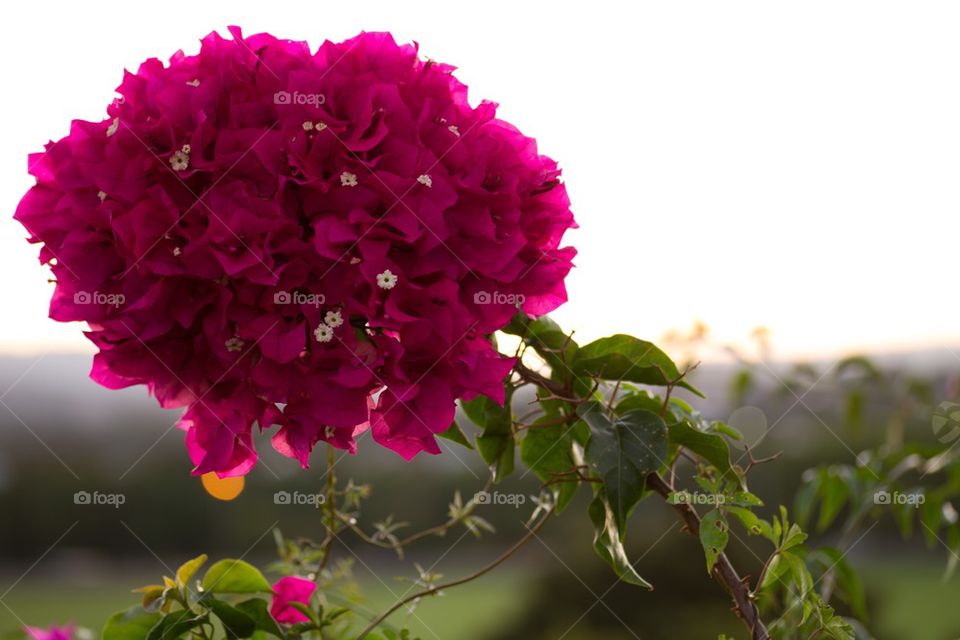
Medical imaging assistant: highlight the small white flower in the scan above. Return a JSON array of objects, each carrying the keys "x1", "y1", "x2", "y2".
[
  {"x1": 315, "y1": 121, "x2": 327, "y2": 131},
  {"x1": 169, "y1": 150, "x2": 190, "y2": 171},
  {"x1": 376, "y1": 269, "x2": 398, "y2": 290},
  {"x1": 349, "y1": 256, "x2": 362, "y2": 265},
  {"x1": 340, "y1": 171, "x2": 358, "y2": 187},
  {"x1": 324, "y1": 425, "x2": 336, "y2": 439},
  {"x1": 302, "y1": 121, "x2": 314, "y2": 131},
  {"x1": 448, "y1": 124, "x2": 460, "y2": 137},
  {"x1": 106, "y1": 118, "x2": 119, "y2": 137},
  {"x1": 314, "y1": 323, "x2": 334, "y2": 343},
  {"x1": 97, "y1": 190, "x2": 107, "y2": 202},
  {"x1": 173, "y1": 247, "x2": 182, "y2": 256},
  {"x1": 186, "y1": 79, "x2": 200, "y2": 87},
  {"x1": 225, "y1": 337, "x2": 244, "y2": 352},
  {"x1": 324, "y1": 310, "x2": 344, "y2": 328},
  {"x1": 417, "y1": 174, "x2": 433, "y2": 188},
  {"x1": 181, "y1": 144, "x2": 191, "y2": 154}
]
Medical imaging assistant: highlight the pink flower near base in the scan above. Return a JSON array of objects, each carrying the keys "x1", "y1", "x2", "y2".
[
  {"x1": 14, "y1": 27, "x2": 576, "y2": 475},
  {"x1": 270, "y1": 576, "x2": 317, "y2": 624},
  {"x1": 25, "y1": 625, "x2": 73, "y2": 640}
]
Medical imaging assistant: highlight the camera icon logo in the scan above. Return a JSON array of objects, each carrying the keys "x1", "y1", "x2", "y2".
[
  {"x1": 873, "y1": 490, "x2": 891, "y2": 505},
  {"x1": 74, "y1": 491, "x2": 91, "y2": 505},
  {"x1": 274, "y1": 91, "x2": 292, "y2": 105},
  {"x1": 274, "y1": 491, "x2": 292, "y2": 505},
  {"x1": 473, "y1": 291, "x2": 491, "y2": 305},
  {"x1": 473, "y1": 491, "x2": 491, "y2": 504},
  {"x1": 273, "y1": 291, "x2": 292, "y2": 304},
  {"x1": 74, "y1": 291, "x2": 91, "y2": 304}
]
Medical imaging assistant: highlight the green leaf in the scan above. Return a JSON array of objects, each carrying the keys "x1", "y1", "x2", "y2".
[
  {"x1": 793, "y1": 473, "x2": 820, "y2": 529},
  {"x1": 919, "y1": 494, "x2": 940, "y2": 548},
  {"x1": 782, "y1": 551, "x2": 813, "y2": 600},
  {"x1": 810, "y1": 547, "x2": 868, "y2": 621},
  {"x1": 835, "y1": 355, "x2": 882, "y2": 382},
  {"x1": 581, "y1": 403, "x2": 667, "y2": 532},
  {"x1": 891, "y1": 499, "x2": 915, "y2": 538},
  {"x1": 727, "y1": 506, "x2": 771, "y2": 538},
  {"x1": 520, "y1": 418, "x2": 578, "y2": 512},
  {"x1": 132, "y1": 584, "x2": 165, "y2": 610},
  {"x1": 290, "y1": 602, "x2": 320, "y2": 626},
  {"x1": 175, "y1": 554, "x2": 207, "y2": 588},
  {"x1": 700, "y1": 509, "x2": 729, "y2": 573},
  {"x1": 209, "y1": 599, "x2": 256, "y2": 639},
  {"x1": 667, "y1": 420, "x2": 735, "y2": 480},
  {"x1": 615, "y1": 392, "x2": 664, "y2": 416},
  {"x1": 712, "y1": 421, "x2": 743, "y2": 441},
  {"x1": 815, "y1": 470, "x2": 850, "y2": 532},
  {"x1": 438, "y1": 421, "x2": 473, "y2": 449},
  {"x1": 843, "y1": 389, "x2": 865, "y2": 435},
  {"x1": 821, "y1": 615, "x2": 856, "y2": 640},
  {"x1": 146, "y1": 610, "x2": 206, "y2": 640},
  {"x1": 729, "y1": 369, "x2": 753, "y2": 407},
  {"x1": 572, "y1": 335, "x2": 703, "y2": 396},
  {"x1": 468, "y1": 392, "x2": 515, "y2": 483},
  {"x1": 503, "y1": 312, "x2": 579, "y2": 381},
  {"x1": 235, "y1": 599, "x2": 284, "y2": 638},
  {"x1": 201, "y1": 559, "x2": 273, "y2": 594},
  {"x1": 461, "y1": 396, "x2": 493, "y2": 428},
  {"x1": 782, "y1": 522, "x2": 807, "y2": 551},
  {"x1": 729, "y1": 491, "x2": 763, "y2": 507},
  {"x1": 587, "y1": 493, "x2": 653, "y2": 589},
  {"x1": 102, "y1": 608, "x2": 162, "y2": 640},
  {"x1": 760, "y1": 553, "x2": 789, "y2": 590}
]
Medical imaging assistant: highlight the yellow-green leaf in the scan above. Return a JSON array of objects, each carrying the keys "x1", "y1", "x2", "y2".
[{"x1": 176, "y1": 554, "x2": 208, "y2": 587}]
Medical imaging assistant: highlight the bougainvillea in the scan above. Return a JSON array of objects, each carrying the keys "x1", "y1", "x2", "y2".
[
  {"x1": 24, "y1": 626, "x2": 73, "y2": 640},
  {"x1": 14, "y1": 27, "x2": 575, "y2": 476},
  {"x1": 270, "y1": 576, "x2": 317, "y2": 624}
]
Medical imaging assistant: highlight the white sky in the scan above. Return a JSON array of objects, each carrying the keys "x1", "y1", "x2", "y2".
[{"x1": 2, "y1": 1, "x2": 959, "y2": 361}]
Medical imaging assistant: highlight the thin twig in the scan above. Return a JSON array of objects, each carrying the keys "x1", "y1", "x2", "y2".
[
  {"x1": 343, "y1": 478, "x2": 495, "y2": 555},
  {"x1": 317, "y1": 445, "x2": 338, "y2": 573},
  {"x1": 355, "y1": 506, "x2": 554, "y2": 639}
]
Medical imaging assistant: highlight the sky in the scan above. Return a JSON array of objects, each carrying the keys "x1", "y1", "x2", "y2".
[{"x1": 1, "y1": 1, "x2": 959, "y2": 361}]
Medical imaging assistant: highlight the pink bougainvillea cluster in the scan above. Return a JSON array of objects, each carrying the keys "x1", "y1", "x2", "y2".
[{"x1": 14, "y1": 27, "x2": 576, "y2": 476}]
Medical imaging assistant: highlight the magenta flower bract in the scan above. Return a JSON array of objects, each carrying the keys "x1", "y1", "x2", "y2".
[
  {"x1": 25, "y1": 625, "x2": 73, "y2": 640},
  {"x1": 14, "y1": 27, "x2": 576, "y2": 476},
  {"x1": 269, "y1": 576, "x2": 317, "y2": 624}
]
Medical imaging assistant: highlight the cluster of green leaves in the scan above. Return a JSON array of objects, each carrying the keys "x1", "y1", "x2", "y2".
[
  {"x1": 796, "y1": 446, "x2": 960, "y2": 581},
  {"x1": 473, "y1": 313, "x2": 866, "y2": 639},
  {"x1": 783, "y1": 360, "x2": 960, "y2": 594},
  {"x1": 107, "y1": 555, "x2": 278, "y2": 640},
  {"x1": 751, "y1": 508, "x2": 859, "y2": 639},
  {"x1": 103, "y1": 555, "x2": 357, "y2": 640},
  {"x1": 716, "y1": 345, "x2": 960, "y2": 639}
]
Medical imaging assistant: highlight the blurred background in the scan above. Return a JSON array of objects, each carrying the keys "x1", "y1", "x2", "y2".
[{"x1": 3, "y1": 1, "x2": 960, "y2": 638}]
